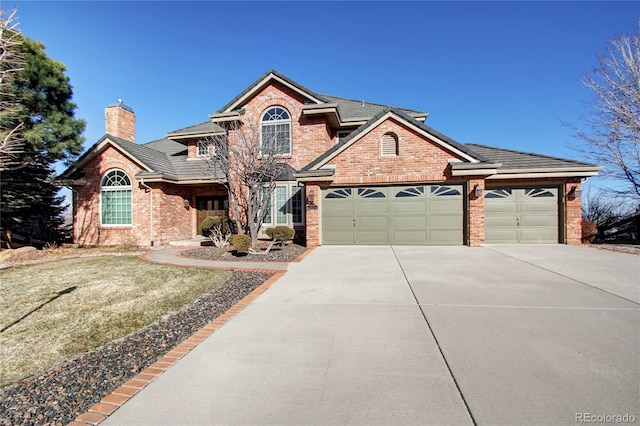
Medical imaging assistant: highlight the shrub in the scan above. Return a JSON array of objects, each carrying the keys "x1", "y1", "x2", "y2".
[
  {"x1": 229, "y1": 234, "x2": 251, "y2": 253},
  {"x1": 265, "y1": 226, "x2": 295, "y2": 243},
  {"x1": 198, "y1": 216, "x2": 217, "y2": 236}
]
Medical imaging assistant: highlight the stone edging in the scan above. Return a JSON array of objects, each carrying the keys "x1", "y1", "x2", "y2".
[{"x1": 68, "y1": 271, "x2": 285, "y2": 426}]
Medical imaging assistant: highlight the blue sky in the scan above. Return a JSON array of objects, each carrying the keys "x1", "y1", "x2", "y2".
[{"x1": 9, "y1": 1, "x2": 640, "y2": 191}]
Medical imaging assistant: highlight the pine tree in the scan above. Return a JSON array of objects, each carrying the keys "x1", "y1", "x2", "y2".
[{"x1": 0, "y1": 35, "x2": 85, "y2": 242}]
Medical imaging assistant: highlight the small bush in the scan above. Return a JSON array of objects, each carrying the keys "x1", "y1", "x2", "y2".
[
  {"x1": 198, "y1": 216, "x2": 217, "y2": 235},
  {"x1": 229, "y1": 234, "x2": 251, "y2": 253},
  {"x1": 265, "y1": 226, "x2": 295, "y2": 242}
]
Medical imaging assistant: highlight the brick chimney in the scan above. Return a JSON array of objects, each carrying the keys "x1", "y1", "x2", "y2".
[{"x1": 105, "y1": 100, "x2": 136, "y2": 142}]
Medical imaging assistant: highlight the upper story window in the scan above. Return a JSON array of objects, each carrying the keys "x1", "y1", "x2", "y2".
[
  {"x1": 261, "y1": 106, "x2": 291, "y2": 155},
  {"x1": 337, "y1": 131, "x2": 351, "y2": 145},
  {"x1": 197, "y1": 140, "x2": 213, "y2": 157},
  {"x1": 381, "y1": 132, "x2": 399, "y2": 156},
  {"x1": 101, "y1": 169, "x2": 132, "y2": 226}
]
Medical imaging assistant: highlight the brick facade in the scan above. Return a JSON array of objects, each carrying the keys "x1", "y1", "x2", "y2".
[{"x1": 71, "y1": 76, "x2": 589, "y2": 247}]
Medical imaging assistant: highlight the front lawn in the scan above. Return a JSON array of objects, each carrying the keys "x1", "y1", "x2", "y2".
[{"x1": 0, "y1": 256, "x2": 232, "y2": 387}]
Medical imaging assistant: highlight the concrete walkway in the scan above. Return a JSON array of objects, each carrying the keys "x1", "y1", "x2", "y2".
[{"x1": 102, "y1": 245, "x2": 639, "y2": 425}]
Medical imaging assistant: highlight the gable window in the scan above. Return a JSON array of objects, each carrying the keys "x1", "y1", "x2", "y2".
[
  {"x1": 261, "y1": 106, "x2": 291, "y2": 155},
  {"x1": 101, "y1": 169, "x2": 132, "y2": 225},
  {"x1": 381, "y1": 132, "x2": 399, "y2": 156},
  {"x1": 337, "y1": 131, "x2": 351, "y2": 145},
  {"x1": 197, "y1": 140, "x2": 213, "y2": 157}
]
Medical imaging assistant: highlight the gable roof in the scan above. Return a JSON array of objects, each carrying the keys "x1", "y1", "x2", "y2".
[
  {"x1": 216, "y1": 69, "x2": 327, "y2": 114},
  {"x1": 301, "y1": 107, "x2": 485, "y2": 172},
  {"x1": 319, "y1": 94, "x2": 427, "y2": 123}
]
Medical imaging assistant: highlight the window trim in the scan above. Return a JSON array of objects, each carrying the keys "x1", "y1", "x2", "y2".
[
  {"x1": 261, "y1": 183, "x2": 305, "y2": 227},
  {"x1": 100, "y1": 168, "x2": 133, "y2": 227},
  {"x1": 196, "y1": 140, "x2": 213, "y2": 158},
  {"x1": 260, "y1": 106, "x2": 292, "y2": 156}
]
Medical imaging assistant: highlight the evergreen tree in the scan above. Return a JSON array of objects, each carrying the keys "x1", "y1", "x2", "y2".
[{"x1": 0, "y1": 36, "x2": 85, "y2": 242}]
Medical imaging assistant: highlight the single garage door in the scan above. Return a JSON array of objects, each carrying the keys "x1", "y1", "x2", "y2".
[
  {"x1": 485, "y1": 187, "x2": 559, "y2": 244},
  {"x1": 322, "y1": 185, "x2": 463, "y2": 245}
]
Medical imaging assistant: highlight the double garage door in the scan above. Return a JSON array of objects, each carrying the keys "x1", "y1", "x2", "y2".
[
  {"x1": 322, "y1": 185, "x2": 463, "y2": 245},
  {"x1": 322, "y1": 185, "x2": 560, "y2": 245}
]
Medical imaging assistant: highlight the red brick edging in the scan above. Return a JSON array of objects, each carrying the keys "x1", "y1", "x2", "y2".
[{"x1": 69, "y1": 271, "x2": 285, "y2": 426}]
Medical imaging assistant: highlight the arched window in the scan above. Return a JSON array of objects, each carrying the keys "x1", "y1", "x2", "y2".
[
  {"x1": 381, "y1": 132, "x2": 399, "y2": 156},
  {"x1": 101, "y1": 169, "x2": 132, "y2": 225},
  {"x1": 261, "y1": 106, "x2": 291, "y2": 155}
]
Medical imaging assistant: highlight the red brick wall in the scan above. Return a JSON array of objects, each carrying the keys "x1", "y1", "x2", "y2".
[
  {"x1": 328, "y1": 118, "x2": 461, "y2": 185},
  {"x1": 467, "y1": 179, "x2": 485, "y2": 246},
  {"x1": 73, "y1": 142, "x2": 229, "y2": 246},
  {"x1": 234, "y1": 82, "x2": 333, "y2": 170}
]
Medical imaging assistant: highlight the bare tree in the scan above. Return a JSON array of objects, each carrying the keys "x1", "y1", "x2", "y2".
[
  {"x1": 0, "y1": 7, "x2": 25, "y2": 171},
  {"x1": 202, "y1": 120, "x2": 288, "y2": 253},
  {"x1": 582, "y1": 187, "x2": 635, "y2": 240},
  {"x1": 571, "y1": 25, "x2": 640, "y2": 200}
]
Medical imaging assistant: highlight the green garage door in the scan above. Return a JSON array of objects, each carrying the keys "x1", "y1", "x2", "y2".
[
  {"x1": 322, "y1": 185, "x2": 463, "y2": 245},
  {"x1": 485, "y1": 188, "x2": 559, "y2": 244}
]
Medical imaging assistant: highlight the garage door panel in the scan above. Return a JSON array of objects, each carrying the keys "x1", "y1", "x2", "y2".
[
  {"x1": 357, "y1": 216, "x2": 389, "y2": 227},
  {"x1": 355, "y1": 202, "x2": 388, "y2": 214},
  {"x1": 518, "y1": 228, "x2": 557, "y2": 243},
  {"x1": 392, "y1": 200, "x2": 427, "y2": 213},
  {"x1": 519, "y1": 201, "x2": 557, "y2": 213},
  {"x1": 323, "y1": 202, "x2": 355, "y2": 214},
  {"x1": 519, "y1": 215, "x2": 558, "y2": 227},
  {"x1": 392, "y1": 230, "x2": 427, "y2": 244},
  {"x1": 392, "y1": 215, "x2": 427, "y2": 227},
  {"x1": 429, "y1": 199, "x2": 462, "y2": 212},
  {"x1": 323, "y1": 230, "x2": 354, "y2": 244},
  {"x1": 485, "y1": 228, "x2": 519, "y2": 243},
  {"x1": 357, "y1": 230, "x2": 389, "y2": 244},
  {"x1": 429, "y1": 214, "x2": 463, "y2": 228},
  {"x1": 430, "y1": 230, "x2": 463, "y2": 245},
  {"x1": 484, "y1": 202, "x2": 517, "y2": 213},
  {"x1": 323, "y1": 215, "x2": 355, "y2": 228},
  {"x1": 485, "y1": 215, "x2": 518, "y2": 227}
]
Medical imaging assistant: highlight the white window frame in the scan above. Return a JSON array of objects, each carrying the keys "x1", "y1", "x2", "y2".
[
  {"x1": 260, "y1": 106, "x2": 292, "y2": 156},
  {"x1": 197, "y1": 140, "x2": 213, "y2": 158},
  {"x1": 261, "y1": 183, "x2": 305, "y2": 227},
  {"x1": 100, "y1": 168, "x2": 133, "y2": 226}
]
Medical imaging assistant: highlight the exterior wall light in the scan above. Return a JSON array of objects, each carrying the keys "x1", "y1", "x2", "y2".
[
  {"x1": 307, "y1": 188, "x2": 316, "y2": 205},
  {"x1": 473, "y1": 184, "x2": 483, "y2": 198},
  {"x1": 183, "y1": 199, "x2": 190, "y2": 209},
  {"x1": 568, "y1": 186, "x2": 581, "y2": 199}
]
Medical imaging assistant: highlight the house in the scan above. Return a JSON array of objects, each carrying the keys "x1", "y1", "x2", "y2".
[{"x1": 57, "y1": 69, "x2": 600, "y2": 247}]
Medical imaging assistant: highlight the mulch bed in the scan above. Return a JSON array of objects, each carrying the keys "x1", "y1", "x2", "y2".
[
  {"x1": 0, "y1": 271, "x2": 271, "y2": 426},
  {"x1": 182, "y1": 243, "x2": 308, "y2": 262}
]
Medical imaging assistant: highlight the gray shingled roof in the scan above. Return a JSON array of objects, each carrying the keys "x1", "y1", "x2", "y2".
[
  {"x1": 108, "y1": 136, "x2": 175, "y2": 175},
  {"x1": 465, "y1": 143, "x2": 598, "y2": 170},
  {"x1": 167, "y1": 121, "x2": 225, "y2": 136},
  {"x1": 217, "y1": 69, "x2": 327, "y2": 113},
  {"x1": 320, "y1": 94, "x2": 427, "y2": 121},
  {"x1": 301, "y1": 108, "x2": 487, "y2": 171}
]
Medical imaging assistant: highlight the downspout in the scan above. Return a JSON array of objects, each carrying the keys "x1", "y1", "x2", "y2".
[{"x1": 139, "y1": 179, "x2": 154, "y2": 246}]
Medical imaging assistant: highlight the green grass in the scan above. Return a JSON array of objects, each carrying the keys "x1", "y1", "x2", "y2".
[{"x1": 0, "y1": 256, "x2": 232, "y2": 387}]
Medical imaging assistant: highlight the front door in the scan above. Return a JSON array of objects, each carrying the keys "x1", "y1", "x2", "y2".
[{"x1": 196, "y1": 196, "x2": 229, "y2": 228}]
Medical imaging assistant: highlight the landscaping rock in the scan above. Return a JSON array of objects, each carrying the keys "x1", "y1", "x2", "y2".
[
  {"x1": 0, "y1": 271, "x2": 271, "y2": 426},
  {"x1": 0, "y1": 247, "x2": 42, "y2": 263}
]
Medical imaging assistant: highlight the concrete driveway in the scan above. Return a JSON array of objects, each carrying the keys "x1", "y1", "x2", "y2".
[{"x1": 105, "y1": 245, "x2": 639, "y2": 425}]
